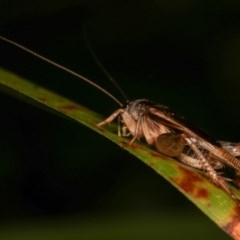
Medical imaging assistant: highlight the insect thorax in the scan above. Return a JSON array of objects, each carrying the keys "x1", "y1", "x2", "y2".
[{"x1": 125, "y1": 99, "x2": 154, "y2": 120}]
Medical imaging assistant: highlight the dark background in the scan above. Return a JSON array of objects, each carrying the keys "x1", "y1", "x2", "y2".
[{"x1": 0, "y1": 0, "x2": 239, "y2": 239}]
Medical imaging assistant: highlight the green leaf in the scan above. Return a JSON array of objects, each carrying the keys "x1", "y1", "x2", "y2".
[{"x1": 0, "y1": 67, "x2": 240, "y2": 239}]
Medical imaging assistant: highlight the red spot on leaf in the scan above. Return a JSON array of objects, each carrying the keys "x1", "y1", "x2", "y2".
[
  {"x1": 175, "y1": 165, "x2": 209, "y2": 199},
  {"x1": 195, "y1": 188, "x2": 209, "y2": 199},
  {"x1": 235, "y1": 204, "x2": 240, "y2": 214}
]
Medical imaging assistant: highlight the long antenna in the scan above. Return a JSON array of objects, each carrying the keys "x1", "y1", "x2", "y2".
[
  {"x1": 83, "y1": 32, "x2": 128, "y2": 101},
  {"x1": 0, "y1": 36, "x2": 123, "y2": 106}
]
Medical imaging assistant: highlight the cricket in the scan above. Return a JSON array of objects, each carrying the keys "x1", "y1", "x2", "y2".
[{"x1": 0, "y1": 35, "x2": 240, "y2": 201}]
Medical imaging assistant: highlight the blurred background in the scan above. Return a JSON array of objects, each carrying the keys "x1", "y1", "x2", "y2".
[{"x1": 0, "y1": 0, "x2": 239, "y2": 239}]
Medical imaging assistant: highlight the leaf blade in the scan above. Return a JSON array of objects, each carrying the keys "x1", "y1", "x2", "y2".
[{"x1": 0, "y1": 67, "x2": 240, "y2": 238}]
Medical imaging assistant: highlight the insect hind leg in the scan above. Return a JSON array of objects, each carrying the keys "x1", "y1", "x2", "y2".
[{"x1": 182, "y1": 134, "x2": 237, "y2": 201}]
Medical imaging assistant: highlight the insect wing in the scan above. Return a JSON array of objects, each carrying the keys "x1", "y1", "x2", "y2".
[
  {"x1": 219, "y1": 141, "x2": 240, "y2": 157},
  {"x1": 148, "y1": 106, "x2": 240, "y2": 171}
]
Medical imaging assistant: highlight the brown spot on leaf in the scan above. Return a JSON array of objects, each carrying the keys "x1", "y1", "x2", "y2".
[
  {"x1": 195, "y1": 188, "x2": 209, "y2": 199},
  {"x1": 223, "y1": 205, "x2": 240, "y2": 239},
  {"x1": 175, "y1": 165, "x2": 209, "y2": 199},
  {"x1": 60, "y1": 104, "x2": 79, "y2": 110},
  {"x1": 121, "y1": 141, "x2": 131, "y2": 147},
  {"x1": 235, "y1": 204, "x2": 240, "y2": 214}
]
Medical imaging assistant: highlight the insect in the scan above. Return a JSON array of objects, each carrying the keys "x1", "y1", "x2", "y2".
[{"x1": 0, "y1": 35, "x2": 240, "y2": 201}]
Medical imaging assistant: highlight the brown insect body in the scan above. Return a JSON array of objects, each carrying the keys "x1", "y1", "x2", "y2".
[{"x1": 97, "y1": 99, "x2": 240, "y2": 200}]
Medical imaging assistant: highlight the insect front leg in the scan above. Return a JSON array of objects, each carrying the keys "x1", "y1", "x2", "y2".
[
  {"x1": 182, "y1": 134, "x2": 237, "y2": 200},
  {"x1": 129, "y1": 117, "x2": 143, "y2": 145},
  {"x1": 97, "y1": 109, "x2": 124, "y2": 133}
]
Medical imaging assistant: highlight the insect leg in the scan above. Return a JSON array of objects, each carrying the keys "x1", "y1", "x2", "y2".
[
  {"x1": 182, "y1": 135, "x2": 237, "y2": 200},
  {"x1": 97, "y1": 109, "x2": 124, "y2": 128},
  {"x1": 117, "y1": 115, "x2": 123, "y2": 137},
  {"x1": 179, "y1": 147, "x2": 223, "y2": 170},
  {"x1": 179, "y1": 153, "x2": 208, "y2": 169},
  {"x1": 129, "y1": 116, "x2": 143, "y2": 145}
]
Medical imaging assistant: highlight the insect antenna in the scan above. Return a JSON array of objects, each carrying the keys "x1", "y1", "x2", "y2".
[
  {"x1": 83, "y1": 32, "x2": 128, "y2": 102},
  {"x1": 0, "y1": 35, "x2": 123, "y2": 106}
]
